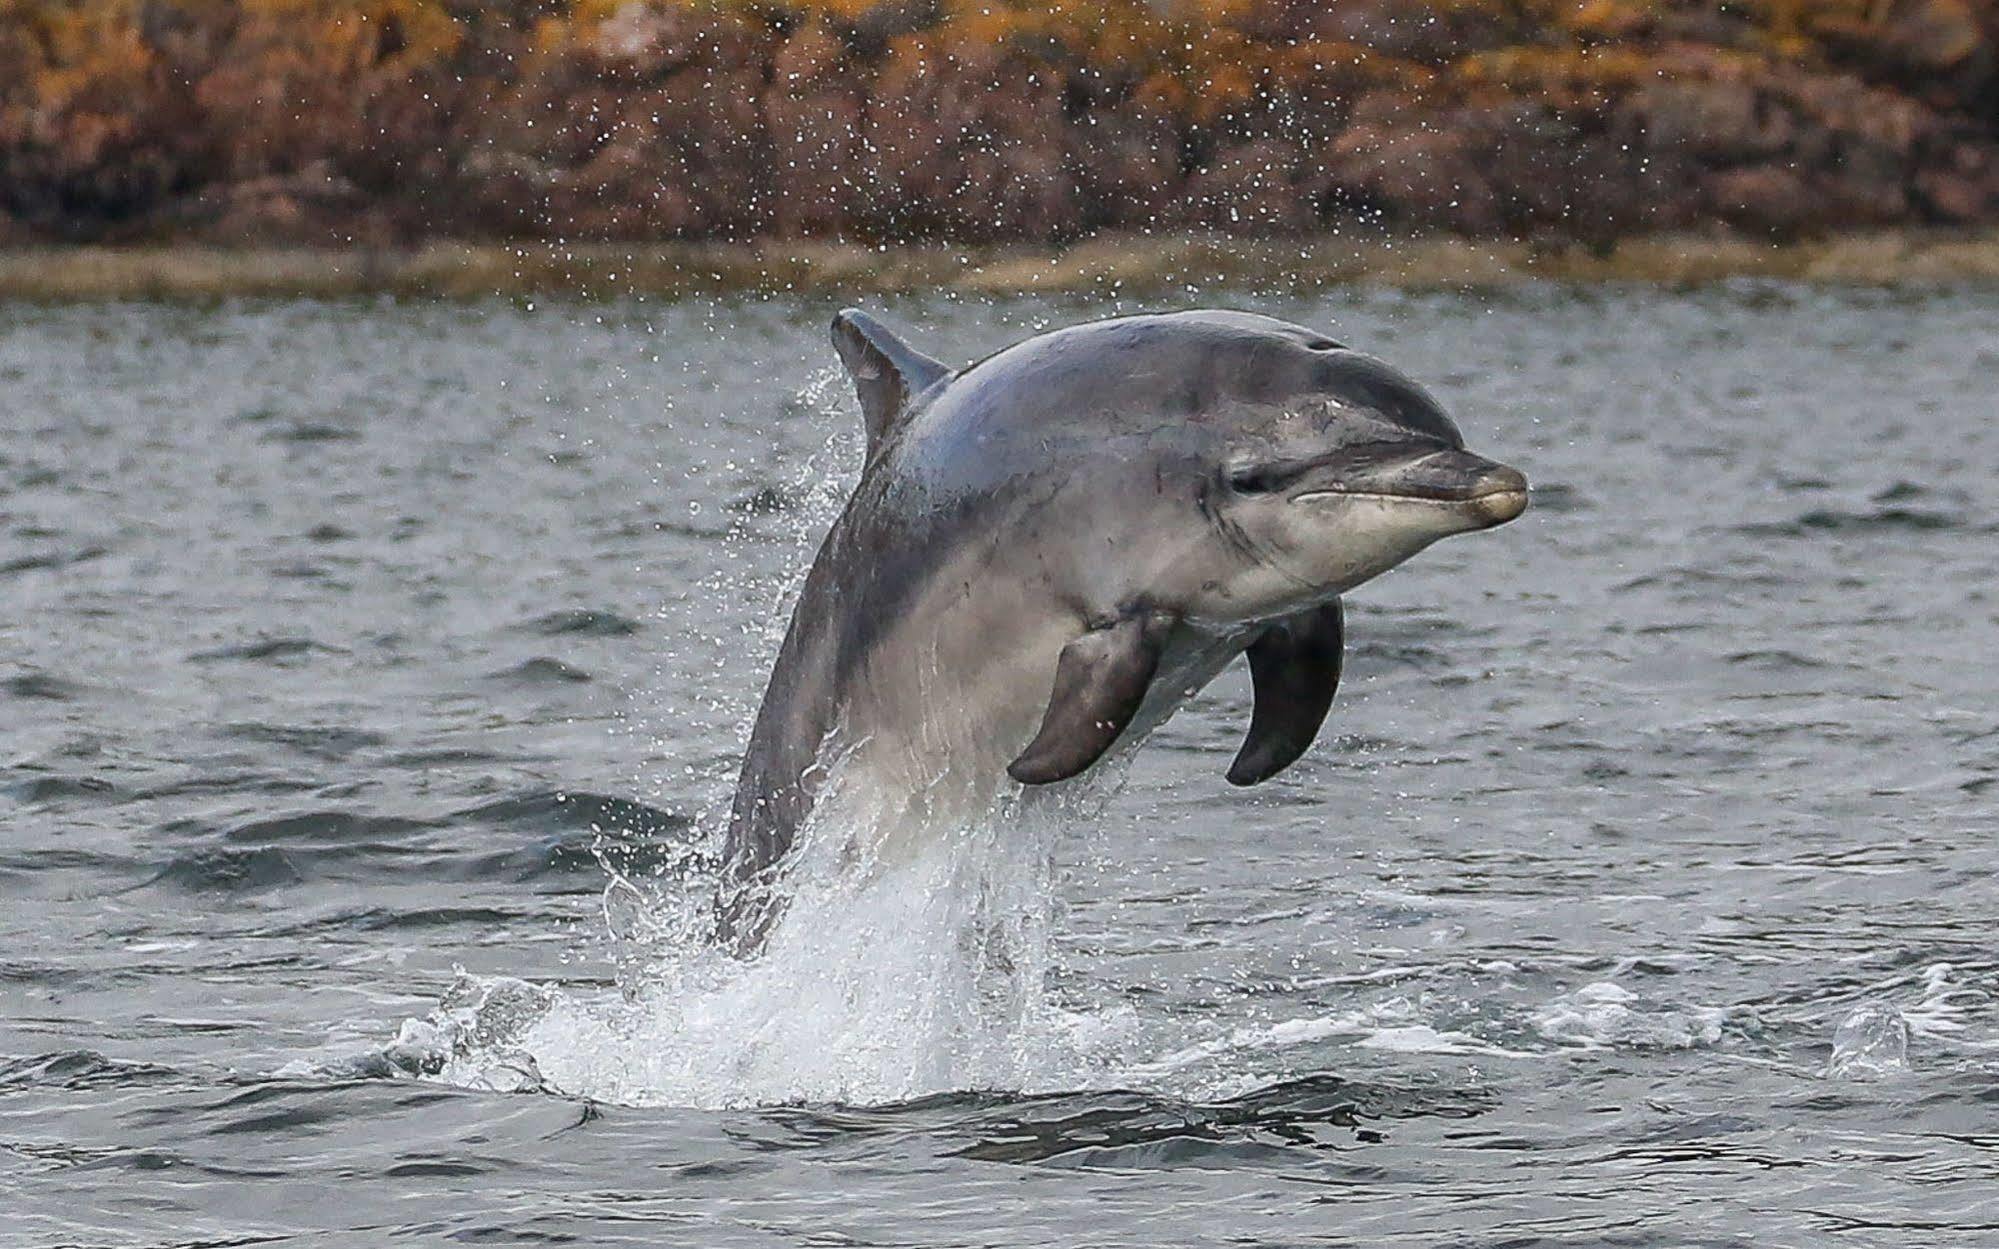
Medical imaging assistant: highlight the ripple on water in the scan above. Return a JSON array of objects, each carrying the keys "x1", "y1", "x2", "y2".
[
  {"x1": 270, "y1": 421, "x2": 360, "y2": 443},
  {"x1": 1736, "y1": 506, "x2": 1973, "y2": 538},
  {"x1": 188, "y1": 637, "x2": 339, "y2": 664},
  {"x1": 0, "y1": 1051, "x2": 182, "y2": 1093},
  {"x1": 213, "y1": 810, "x2": 438, "y2": 846},
  {"x1": 453, "y1": 792, "x2": 699, "y2": 886},
  {"x1": 490, "y1": 657, "x2": 594, "y2": 685},
  {"x1": 452, "y1": 790, "x2": 688, "y2": 838},
  {"x1": 143, "y1": 845, "x2": 308, "y2": 894},
  {"x1": 3, "y1": 774, "x2": 120, "y2": 805},
  {"x1": 218, "y1": 723, "x2": 391, "y2": 760},
  {"x1": 135, "y1": 809, "x2": 436, "y2": 891},
  {"x1": 135, "y1": 793, "x2": 697, "y2": 894},
  {"x1": 3, "y1": 672, "x2": 86, "y2": 700},
  {"x1": 0, "y1": 545, "x2": 108, "y2": 576},
  {"x1": 518, "y1": 609, "x2": 643, "y2": 638},
  {"x1": 950, "y1": 1074, "x2": 1494, "y2": 1164}
]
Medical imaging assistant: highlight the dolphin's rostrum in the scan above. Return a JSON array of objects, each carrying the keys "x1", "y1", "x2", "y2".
[{"x1": 720, "y1": 309, "x2": 1528, "y2": 951}]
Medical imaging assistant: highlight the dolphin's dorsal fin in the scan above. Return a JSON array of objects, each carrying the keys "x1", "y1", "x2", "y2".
[
  {"x1": 1227, "y1": 600, "x2": 1344, "y2": 786},
  {"x1": 830, "y1": 309, "x2": 951, "y2": 456}
]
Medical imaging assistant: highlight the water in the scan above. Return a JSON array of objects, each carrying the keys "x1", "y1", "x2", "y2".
[{"x1": 3, "y1": 286, "x2": 1997, "y2": 1245}]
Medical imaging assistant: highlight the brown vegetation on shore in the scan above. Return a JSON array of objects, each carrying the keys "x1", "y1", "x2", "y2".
[
  {"x1": 6, "y1": 230, "x2": 1999, "y2": 299},
  {"x1": 2, "y1": 1, "x2": 1997, "y2": 248}
]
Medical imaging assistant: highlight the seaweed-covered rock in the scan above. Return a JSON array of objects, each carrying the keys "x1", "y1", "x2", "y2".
[
  {"x1": 1, "y1": 0, "x2": 1997, "y2": 243},
  {"x1": 1623, "y1": 80, "x2": 1792, "y2": 164}
]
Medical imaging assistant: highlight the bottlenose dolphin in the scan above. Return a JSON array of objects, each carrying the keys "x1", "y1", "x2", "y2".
[{"x1": 719, "y1": 309, "x2": 1527, "y2": 949}]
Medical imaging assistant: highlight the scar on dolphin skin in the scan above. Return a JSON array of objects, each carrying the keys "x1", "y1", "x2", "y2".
[{"x1": 717, "y1": 308, "x2": 1528, "y2": 954}]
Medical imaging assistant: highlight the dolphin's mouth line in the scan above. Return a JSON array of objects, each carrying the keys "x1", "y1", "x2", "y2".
[{"x1": 1291, "y1": 487, "x2": 1521, "y2": 506}]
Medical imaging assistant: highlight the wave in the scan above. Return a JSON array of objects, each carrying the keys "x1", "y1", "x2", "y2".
[
  {"x1": 488, "y1": 657, "x2": 594, "y2": 686},
  {"x1": 517, "y1": 609, "x2": 643, "y2": 638},
  {"x1": 189, "y1": 637, "x2": 341, "y2": 663}
]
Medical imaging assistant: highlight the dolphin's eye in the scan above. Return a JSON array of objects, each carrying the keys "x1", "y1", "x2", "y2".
[{"x1": 1227, "y1": 464, "x2": 1288, "y2": 495}]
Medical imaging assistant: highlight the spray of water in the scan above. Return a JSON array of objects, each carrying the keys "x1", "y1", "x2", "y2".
[
  {"x1": 377, "y1": 363, "x2": 1135, "y2": 1108},
  {"x1": 390, "y1": 773, "x2": 1118, "y2": 1107}
]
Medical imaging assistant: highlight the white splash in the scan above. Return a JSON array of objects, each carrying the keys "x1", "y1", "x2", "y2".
[
  {"x1": 1902, "y1": 961, "x2": 1996, "y2": 1049},
  {"x1": 392, "y1": 783, "x2": 1117, "y2": 1108},
  {"x1": 1531, "y1": 981, "x2": 1730, "y2": 1051},
  {"x1": 1827, "y1": 1003, "x2": 1911, "y2": 1079},
  {"x1": 385, "y1": 364, "x2": 1112, "y2": 1109},
  {"x1": 1825, "y1": 962, "x2": 1998, "y2": 1079}
]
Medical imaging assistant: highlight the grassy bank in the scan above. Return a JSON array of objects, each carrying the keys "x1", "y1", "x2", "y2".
[{"x1": 6, "y1": 232, "x2": 1999, "y2": 301}]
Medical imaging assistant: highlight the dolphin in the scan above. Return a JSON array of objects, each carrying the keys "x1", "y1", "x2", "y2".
[{"x1": 718, "y1": 309, "x2": 1527, "y2": 950}]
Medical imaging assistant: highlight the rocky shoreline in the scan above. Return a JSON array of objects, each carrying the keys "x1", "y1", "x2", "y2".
[
  {"x1": 5, "y1": 230, "x2": 1999, "y2": 299},
  {"x1": 3, "y1": 1, "x2": 1998, "y2": 250}
]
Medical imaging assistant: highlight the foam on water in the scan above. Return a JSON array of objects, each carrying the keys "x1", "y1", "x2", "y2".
[
  {"x1": 1824, "y1": 962, "x2": 1999, "y2": 1079},
  {"x1": 1531, "y1": 981, "x2": 1732, "y2": 1051}
]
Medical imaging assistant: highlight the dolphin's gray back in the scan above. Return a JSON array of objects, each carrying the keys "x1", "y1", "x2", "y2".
[{"x1": 891, "y1": 311, "x2": 1459, "y2": 498}]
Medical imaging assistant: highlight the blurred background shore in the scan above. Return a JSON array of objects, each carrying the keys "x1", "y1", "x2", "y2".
[
  {"x1": 4, "y1": 0, "x2": 1999, "y2": 295},
  {"x1": 6, "y1": 230, "x2": 1999, "y2": 298}
]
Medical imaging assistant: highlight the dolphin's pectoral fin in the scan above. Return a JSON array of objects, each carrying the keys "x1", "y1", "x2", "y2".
[
  {"x1": 830, "y1": 309, "x2": 953, "y2": 456},
  {"x1": 1008, "y1": 613, "x2": 1168, "y2": 785},
  {"x1": 1227, "y1": 599, "x2": 1344, "y2": 786}
]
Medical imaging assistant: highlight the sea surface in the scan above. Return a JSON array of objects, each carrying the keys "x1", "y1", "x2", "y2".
[{"x1": 2, "y1": 285, "x2": 1996, "y2": 1246}]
